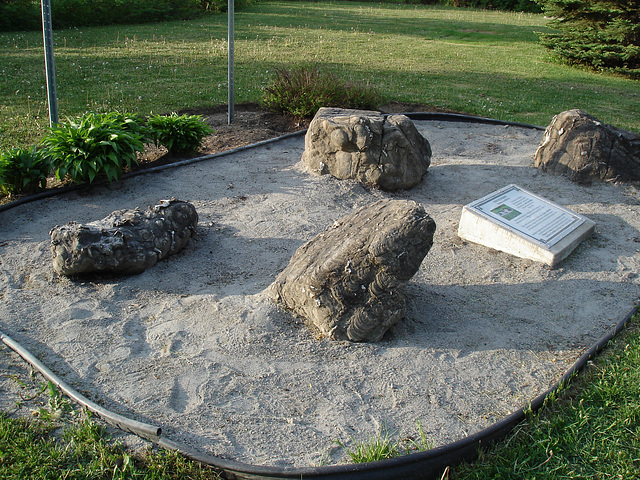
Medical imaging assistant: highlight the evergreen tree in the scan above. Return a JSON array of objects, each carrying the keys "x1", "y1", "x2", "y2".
[{"x1": 537, "y1": 0, "x2": 640, "y2": 75}]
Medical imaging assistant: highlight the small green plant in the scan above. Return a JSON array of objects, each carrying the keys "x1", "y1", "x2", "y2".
[
  {"x1": 147, "y1": 113, "x2": 214, "y2": 154},
  {"x1": 350, "y1": 430, "x2": 400, "y2": 463},
  {"x1": 406, "y1": 420, "x2": 433, "y2": 452},
  {"x1": 41, "y1": 112, "x2": 149, "y2": 184},
  {"x1": 2, "y1": 371, "x2": 46, "y2": 411},
  {"x1": 338, "y1": 421, "x2": 433, "y2": 464},
  {"x1": 261, "y1": 66, "x2": 382, "y2": 119},
  {"x1": 0, "y1": 146, "x2": 51, "y2": 197},
  {"x1": 339, "y1": 427, "x2": 401, "y2": 463},
  {"x1": 6, "y1": 369, "x2": 73, "y2": 423},
  {"x1": 38, "y1": 381, "x2": 73, "y2": 422}
]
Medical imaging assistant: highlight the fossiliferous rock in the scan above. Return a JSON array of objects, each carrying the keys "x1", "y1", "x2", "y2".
[
  {"x1": 534, "y1": 109, "x2": 640, "y2": 184},
  {"x1": 50, "y1": 199, "x2": 198, "y2": 276},
  {"x1": 301, "y1": 107, "x2": 432, "y2": 190},
  {"x1": 269, "y1": 199, "x2": 436, "y2": 342}
]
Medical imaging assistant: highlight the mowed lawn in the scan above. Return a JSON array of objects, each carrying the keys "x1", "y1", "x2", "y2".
[
  {"x1": 1, "y1": 2, "x2": 639, "y2": 479},
  {"x1": 1, "y1": 1, "x2": 639, "y2": 151}
]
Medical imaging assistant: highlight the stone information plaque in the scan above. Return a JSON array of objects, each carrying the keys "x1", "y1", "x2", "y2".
[{"x1": 458, "y1": 184, "x2": 595, "y2": 266}]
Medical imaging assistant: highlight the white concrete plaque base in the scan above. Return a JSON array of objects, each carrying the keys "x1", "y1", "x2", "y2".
[{"x1": 458, "y1": 184, "x2": 595, "y2": 266}]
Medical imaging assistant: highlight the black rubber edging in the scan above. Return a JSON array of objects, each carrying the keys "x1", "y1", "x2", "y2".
[
  {"x1": 0, "y1": 130, "x2": 307, "y2": 215},
  {"x1": 0, "y1": 329, "x2": 162, "y2": 442},
  {"x1": 0, "y1": 112, "x2": 543, "y2": 215},
  {"x1": 5, "y1": 112, "x2": 627, "y2": 480},
  {"x1": 2, "y1": 307, "x2": 637, "y2": 480},
  {"x1": 403, "y1": 112, "x2": 545, "y2": 131},
  {"x1": 155, "y1": 306, "x2": 640, "y2": 480}
]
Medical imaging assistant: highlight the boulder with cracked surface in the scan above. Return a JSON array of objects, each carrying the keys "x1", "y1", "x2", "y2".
[
  {"x1": 269, "y1": 199, "x2": 436, "y2": 342},
  {"x1": 534, "y1": 109, "x2": 640, "y2": 184},
  {"x1": 301, "y1": 107, "x2": 431, "y2": 190},
  {"x1": 50, "y1": 199, "x2": 198, "y2": 276}
]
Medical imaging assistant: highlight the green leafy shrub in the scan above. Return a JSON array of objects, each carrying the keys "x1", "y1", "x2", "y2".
[
  {"x1": 41, "y1": 112, "x2": 149, "y2": 184},
  {"x1": 443, "y1": 0, "x2": 541, "y2": 12},
  {"x1": 0, "y1": 0, "x2": 259, "y2": 31},
  {"x1": 0, "y1": 146, "x2": 51, "y2": 196},
  {"x1": 537, "y1": 0, "x2": 640, "y2": 75},
  {"x1": 147, "y1": 113, "x2": 214, "y2": 154},
  {"x1": 50, "y1": 0, "x2": 198, "y2": 28},
  {"x1": 0, "y1": 0, "x2": 41, "y2": 31},
  {"x1": 199, "y1": 0, "x2": 258, "y2": 13},
  {"x1": 261, "y1": 66, "x2": 382, "y2": 119}
]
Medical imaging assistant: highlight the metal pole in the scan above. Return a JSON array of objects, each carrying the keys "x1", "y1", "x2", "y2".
[
  {"x1": 227, "y1": 0, "x2": 234, "y2": 125},
  {"x1": 41, "y1": 0, "x2": 58, "y2": 126}
]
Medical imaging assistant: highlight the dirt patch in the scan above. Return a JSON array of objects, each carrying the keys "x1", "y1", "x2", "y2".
[
  {"x1": 2, "y1": 102, "x2": 445, "y2": 207},
  {"x1": 138, "y1": 103, "x2": 309, "y2": 165},
  {"x1": 139, "y1": 102, "x2": 454, "y2": 166},
  {"x1": 182, "y1": 102, "x2": 446, "y2": 153}
]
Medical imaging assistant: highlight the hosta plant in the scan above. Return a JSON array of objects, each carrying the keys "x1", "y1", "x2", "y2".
[
  {"x1": 0, "y1": 146, "x2": 51, "y2": 196},
  {"x1": 41, "y1": 112, "x2": 150, "y2": 184},
  {"x1": 147, "y1": 113, "x2": 213, "y2": 154}
]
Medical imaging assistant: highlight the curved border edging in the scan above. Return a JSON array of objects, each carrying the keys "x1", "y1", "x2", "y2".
[
  {"x1": 0, "y1": 112, "x2": 543, "y2": 215},
  {"x1": 5, "y1": 112, "x2": 626, "y2": 479},
  {"x1": 153, "y1": 306, "x2": 640, "y2": 479},
  {"x1": 404, "y1": 112, "x2": 545, "y2": 131},
  {"x1": 0, "y1": 130, "x2": 307, "y2": 215},
  {"x1": 2, "y1": 307, "x2": 637, "y2": 480}
]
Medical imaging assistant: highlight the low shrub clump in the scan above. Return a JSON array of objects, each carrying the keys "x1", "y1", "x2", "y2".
[
  {"x1": 0, "y1": 146, "x2": 51, "y2": 196},
  {"x1": 147, "y1": 113, "x2": 214, "y2": 154},
  {"x1": 261, "y1": 66, "x2": 382, "y2": 119},
  {"x1": 0, "y1": 110, "x2": 214, "y2": 194},
  {"x1": 41, "y1": 112, "x2": 150, "y2": 184}
]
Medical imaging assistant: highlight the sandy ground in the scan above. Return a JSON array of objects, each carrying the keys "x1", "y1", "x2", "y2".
[{"x1": 1, "y1": 119, "x2": 639, "y2": 468}]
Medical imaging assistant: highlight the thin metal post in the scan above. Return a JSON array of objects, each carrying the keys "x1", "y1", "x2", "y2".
[
  {"x1": 41, "y1": 0, "x2": 58, "y2": 126},
  {"x1": 228, "y1": 0, "x2": 234, "y2": 125}
]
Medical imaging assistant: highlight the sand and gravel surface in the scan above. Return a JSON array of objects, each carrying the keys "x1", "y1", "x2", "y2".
[{"x1": 1, "y1": 119, "x2": 638, "y2": 467}]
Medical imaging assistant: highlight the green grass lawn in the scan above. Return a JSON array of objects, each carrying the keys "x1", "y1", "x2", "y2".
[
  {"x1": 0, "y1": 408, "x2": 223, "y2": 479},
  {"x1": 1, "y1": 1, "x2": 639, "y2": 151},
  {"x1": 1, "y1": 2, "x2": 639, "y2": 478}
]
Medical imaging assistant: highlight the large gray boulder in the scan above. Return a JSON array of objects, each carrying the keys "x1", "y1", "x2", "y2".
[
  {"x1": 301, "y1": 107, "x2": 431, "y2": 190},
  {"x1": 534, "y1": 109, "x2": 640, "y2": 184},
  {"x1": 269, "y1": 199, "x2": 436, "y2": 342},
  {"x1": 50, "y1": 199, "x2": 198, "y2": 276}
]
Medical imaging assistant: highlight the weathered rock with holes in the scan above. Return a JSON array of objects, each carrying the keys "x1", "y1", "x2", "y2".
[
  {"x1": 269, "y1": 199, "x2": 436, "y2": 342},
  {"x1": 301, "y1": 107, "x2": 432, "y2": 190},
  {"x1": 534, "y1": 109, "x2": 640, "y2": 184},
  {"x1": 50, "y1": 199, "x2": 198, "y2": 276}
]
